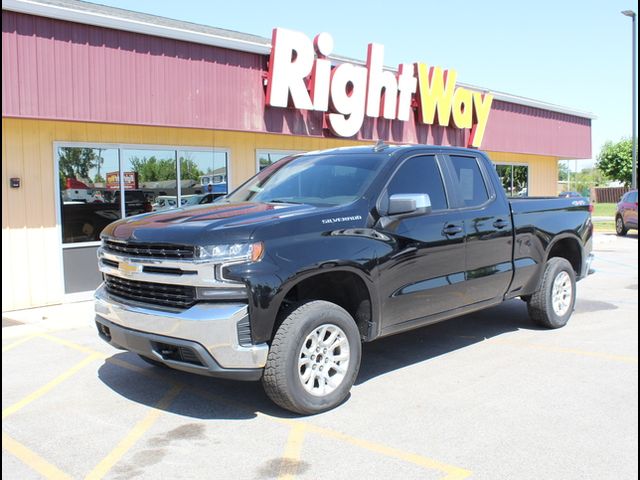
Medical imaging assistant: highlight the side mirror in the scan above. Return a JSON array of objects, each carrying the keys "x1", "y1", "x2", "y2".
[{"x1": 387, "y1": 193, "x2": 432, "y2": 216}]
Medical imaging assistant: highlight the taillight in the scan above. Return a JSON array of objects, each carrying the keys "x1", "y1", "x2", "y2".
[
  {"x1": 144, "y1": 202, "x2": 153, "y2": 213},
  {"x1": 588, "y1": 204, "x2": 594, "y2": 214}
]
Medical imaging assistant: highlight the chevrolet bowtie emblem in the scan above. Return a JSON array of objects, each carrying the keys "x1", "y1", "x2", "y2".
[{"x1": 119, "y1": 262, "x2": 142, "y2": 274}]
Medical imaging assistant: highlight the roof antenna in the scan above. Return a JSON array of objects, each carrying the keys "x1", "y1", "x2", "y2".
[{"x1": 373, "y1": 139, "x2": 388, "y2": 152}]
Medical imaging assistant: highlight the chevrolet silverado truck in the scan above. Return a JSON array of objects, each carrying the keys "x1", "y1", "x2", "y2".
[{"x1": 95, "y1": 145, "x2": 593, "y2": 414}]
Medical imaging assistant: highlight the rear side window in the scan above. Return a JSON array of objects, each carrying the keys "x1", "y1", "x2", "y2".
[
  {"x1": 386, "y1": 155, "x2": 448, "y2": 210},
  {"x1": 630, "y1": 191, "x2": 638, "y2": 203},
  {"x1": 449, "y1": 155, "x2": 490, "y2": 207}
]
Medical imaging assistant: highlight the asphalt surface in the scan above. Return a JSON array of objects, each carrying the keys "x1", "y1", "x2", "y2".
[{"x1": 2, "y1": 232, "x2": 638, "y2": 480}]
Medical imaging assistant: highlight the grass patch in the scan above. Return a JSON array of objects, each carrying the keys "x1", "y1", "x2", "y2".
[
  {"x1": 593, "y1": 203, "x2": 616, "y2": 217},
  {"x1": 594, "y1": 221, "x2": 616, "y2": 232}
]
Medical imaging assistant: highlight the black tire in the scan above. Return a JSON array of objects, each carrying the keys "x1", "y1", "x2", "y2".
[
  {"x1": 526, "y1": 257, "x2": 576, "y2": 329},
  {"x1": 616, "y1": 215, "x2": 628, "y2": 236},
  {"x1": 137, "y1": 354, "x2": 167, "y2": 368},
  {"x1": 262, "y1": 300, "x2": 362, "y2": 415}
]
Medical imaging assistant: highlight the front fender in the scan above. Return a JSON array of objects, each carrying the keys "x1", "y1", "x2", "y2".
[{"x1": 225, "y1": 233, "x2": 388, "y2": 343}]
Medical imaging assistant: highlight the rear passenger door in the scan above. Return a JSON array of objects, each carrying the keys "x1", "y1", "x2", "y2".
[{"x1": 443, "y1": 154, "x2": 514, "y2": 305}]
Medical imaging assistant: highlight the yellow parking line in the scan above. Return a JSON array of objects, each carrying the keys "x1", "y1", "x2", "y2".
[
  {"x1": 274, "y1": 419, "x2": 472, "y2": 479},
  {"x1": 2, "y1": 353, "x2": 103, "y2": 420},
  {"x1": 277, "y1": 423, "x2": 307, "y2": 480},
  {"x1": 39, "y1": 333, "x2": 108, "y2": 357},
  {"x1": 84, "y1": 384, "x2": 182, "y2": 480},
  {"x1": 33, "y1": 339, "x2": 470, "y2": 478},
  {"x1": 105, "y1": 359, "x2": 472, "y2": 478},
  {"x1": 2, "y1": 334, "x2": 40, "y2": 353},
  {"x1": 2, "y1": 432, "x2": 73, "y2": 480},
  {"x1": 491, "y1": 339, "x2": 638, "y2": 364}
]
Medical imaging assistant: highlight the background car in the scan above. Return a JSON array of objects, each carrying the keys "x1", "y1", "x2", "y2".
[
  {"x1": 615, "y1": 190, "x2": 638, "y2": 236},
  {"x1": 558, "y1": 191, "x2": 583, "y2": 198}
]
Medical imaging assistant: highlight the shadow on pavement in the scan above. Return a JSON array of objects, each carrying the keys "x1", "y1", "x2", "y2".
[
  {"x1": 356, "y1": 298, "x2": 540, "y2": 384},
  {"x1": 97, "y1": 299, "x2": 542, "y2": 418}
]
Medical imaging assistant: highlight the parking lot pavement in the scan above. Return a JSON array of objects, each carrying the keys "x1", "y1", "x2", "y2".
[{"x1": 2, "y1": 233, "x2": 637, "y2": 480}]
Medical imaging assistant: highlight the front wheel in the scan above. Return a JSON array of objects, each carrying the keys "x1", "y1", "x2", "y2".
[
  {"x1": 526, "y1": 257, "x2": 576, "y2": 329},
  {"x1": 616, "y1": 216, "x2": 628, "y2": 236},
  {"x1": 262, "y1": 300, "x2": 362, "y2": 415}
]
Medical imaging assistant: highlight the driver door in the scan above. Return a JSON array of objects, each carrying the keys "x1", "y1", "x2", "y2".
[{"x1": 376, "y1": 154, "x2": 467, "y2": 334}]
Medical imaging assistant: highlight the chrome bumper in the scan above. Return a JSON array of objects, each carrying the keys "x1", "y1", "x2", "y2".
[{"x1": 94, "y1": 285, "x2": 268, "y2": 370}]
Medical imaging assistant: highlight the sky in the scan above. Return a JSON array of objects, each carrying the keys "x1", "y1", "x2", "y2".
[{"x1": 95, "y1": 0, "x2": 638, "y2": 171}]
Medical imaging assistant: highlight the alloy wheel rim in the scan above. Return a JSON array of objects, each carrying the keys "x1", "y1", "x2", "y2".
[
  {"x1": 617, "y1": 217, "x2": 624, "y2": 233},
  {"x1": 551, "y1": 271, "x2": 573, "y2": 316},
  {"x1": 298, "y1": 324, "x2": 350, "y2": 397}
]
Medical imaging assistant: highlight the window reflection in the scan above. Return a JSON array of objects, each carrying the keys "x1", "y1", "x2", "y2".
[
  {"x1": 121, "y1": 149, "x2": 176, "y2": 214},
  {"x1": 58, "y1": 147, "x2": 121, "y2": 243},
  {"x1": 256, "y1": 150, "x2": 300, "y2": 171},
  {"x1": 179, "y1": 151, "x2": 228, "y2": 206},
  {"x1": 58, "y1": 146, "x2": 229, "y2": 244},
  {"x1": 495, "y1": 163, "x2": 528, "y2": 197}
]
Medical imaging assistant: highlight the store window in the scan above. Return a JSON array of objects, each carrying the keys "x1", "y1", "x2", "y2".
[
  {"x1": 121, "y1": 148, "x2": 176, "y2": 215},
  {"x1": 57, "y1": 145, "x2": 228, "y2": 244},
  {"x1": 495, "y1": 163, "x2": 529, "y2": 197},
  {"x1": 180, "y1": 150, "x2": 229, "y2": 205},
  {"x1": 256, "y1": 149, "x2": 302, "y2": 172},
  {"x1": 58, "y1": 147, "x2": 121, "y2": 243}
]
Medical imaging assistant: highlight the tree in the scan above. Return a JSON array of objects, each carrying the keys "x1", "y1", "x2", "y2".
[
  {"x1": 596, "y1": 138, "x2": 634, "y2": 185},
  {"x1": 558, "y1": 162, "x2": 569, "y2": 181},
  {"x1": 129, "y1": 156, "x2": 177, "y2": 182},
  {"x1": 58, "y1": 147, "x2": 98, "y2": 179},
  {"x1": 179, "y1": 155, "x2": 205, "y2": 182},
  {"x1": 58, "y1": 147, "x2": 99, "y2": 191}
]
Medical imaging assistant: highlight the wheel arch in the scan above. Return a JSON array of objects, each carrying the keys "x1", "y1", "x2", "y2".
[{"x1": 272, "y1": 267, "x2": 380, "y2": 342}]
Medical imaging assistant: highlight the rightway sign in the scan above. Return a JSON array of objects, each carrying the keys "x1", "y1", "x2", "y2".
[{"x1": 265, "y1": 27, "x2": 493, "y2": 148}]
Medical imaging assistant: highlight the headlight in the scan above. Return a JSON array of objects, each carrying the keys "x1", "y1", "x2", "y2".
[{"x1": 196, "y1": 242, "x2": 264, "y2": 263}]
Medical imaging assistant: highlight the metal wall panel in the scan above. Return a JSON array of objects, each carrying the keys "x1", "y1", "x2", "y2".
[{"x1": 2, "y1": 11, "x2": 591, "y2": 158}]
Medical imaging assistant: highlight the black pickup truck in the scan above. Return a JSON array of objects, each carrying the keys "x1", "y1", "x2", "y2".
[{"x1": 95, "y1": 145, "x2": 593, "y2": 414}]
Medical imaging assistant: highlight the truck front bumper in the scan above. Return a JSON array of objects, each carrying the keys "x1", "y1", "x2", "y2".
[{"x1": 94, "y1": 285, "x2": 268, "y2": 381}]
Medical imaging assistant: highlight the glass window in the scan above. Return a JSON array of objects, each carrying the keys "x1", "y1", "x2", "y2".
[
  {"x1": 58, "y1": 145, "x2": 227, "y2": 242},
  {"x1": 179, "y1": 150, "x2": 228, "y2": 206},
  {"x1": 495, "y1": 164, "x2": 513, "y2": 196},
  {"x1": 256, "y1": 150, "x2": 301, "y2": 172},
  {"x1": 449, "y1": 155, "x2": 489, "y2": 207},
  {"x1": 121, "y1": 149, "x2": 176, "y2": 215},
  {"x1": 387, "y1": 155, "x2": 448, "y2": 210},
  {"x1": 58, "y1": 147, "x2": 120, "y2": 243},
  {"x1": 495, "y1": 163, "x2": 529, "y2": 197},
  {"x1": 226, "y1": 154, "x2": 385, "y2": 206}
]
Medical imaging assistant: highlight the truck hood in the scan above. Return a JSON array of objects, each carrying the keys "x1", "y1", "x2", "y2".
[{"x1": 101, "y1": 201, "x2": 322, "y2": 245}]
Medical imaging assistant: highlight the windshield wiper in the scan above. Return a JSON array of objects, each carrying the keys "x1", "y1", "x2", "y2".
[{"x1": 266, "y1": 199, "x2": 305, "y2": 205}]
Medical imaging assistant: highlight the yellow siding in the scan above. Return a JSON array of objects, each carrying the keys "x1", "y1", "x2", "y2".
[
  {"x1": 2, "y1": 118, "x2": 560, "y2": 310},
  {"x1": 486, "y1": 151, "x2": 559, "y2": 197},
  {"x1": 1, "y1": 118, "x2": 367, "y2": 310}
]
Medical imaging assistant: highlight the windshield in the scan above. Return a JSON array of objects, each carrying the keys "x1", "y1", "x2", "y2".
[{"x1": 225, "y1": 154, "x2": 386, "y2": 206}]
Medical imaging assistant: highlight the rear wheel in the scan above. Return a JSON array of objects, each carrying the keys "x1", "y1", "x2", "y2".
[
  {"x1": 616, "y1": 215, "x2": 628, "y2": 236},
  {"x1": 526, "y1": 257, "x2": 576, "y2": 329},
  {"x1": 262, "y1": 300, "x2": 361, "y2": 415}
]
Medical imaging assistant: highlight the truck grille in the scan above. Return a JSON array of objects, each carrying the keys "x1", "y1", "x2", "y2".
[
  {"x1": 103, "y1": 239, "x2": 195, "y2": 259},
  {"x1": 105, "y1": 275, "x2": 196, "y2": 309}
]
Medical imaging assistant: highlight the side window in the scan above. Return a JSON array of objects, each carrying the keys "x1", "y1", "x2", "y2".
[
  {"x1": 387, "y1": 155, "x2": 448, "y2": 210},
  {"x1": 449, "y1": 155, "x2": 490, "y2": 207}
]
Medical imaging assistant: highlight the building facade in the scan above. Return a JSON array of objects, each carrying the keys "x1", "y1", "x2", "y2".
[{"x1": 2, "y1": 0, "x2": 593, "y2": 311}]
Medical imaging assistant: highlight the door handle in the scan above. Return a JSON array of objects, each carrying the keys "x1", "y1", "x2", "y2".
[
  {"x1": 443, "y1": 224, "x2": 463, "y2": 236},
  {"x1": 493, "y1": 219, "x2": 509, "y2": 229}
]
